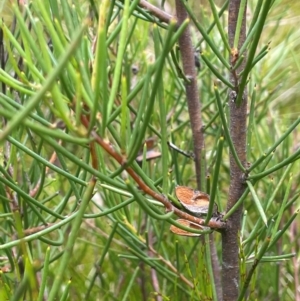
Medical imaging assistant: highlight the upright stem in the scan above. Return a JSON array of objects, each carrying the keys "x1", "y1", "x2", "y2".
[
  {"x1": 175, "y1": 0, "x2": 205, "y2": 190},
  {"x1": 222, "y1": 1, "x2": 248, "y2": 301},
  {"x1": 175, "y1": 1, "x2": 222, "y2": 300}
]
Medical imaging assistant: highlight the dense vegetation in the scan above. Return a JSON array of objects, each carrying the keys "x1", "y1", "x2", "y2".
[{"x1": 0, "y1": 1, "x2": 299, "y2": 300}]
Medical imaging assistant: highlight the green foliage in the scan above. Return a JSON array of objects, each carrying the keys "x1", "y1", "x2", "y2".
[{"x1": 0, "y1": 1, "x2": 299, "y2": 300}]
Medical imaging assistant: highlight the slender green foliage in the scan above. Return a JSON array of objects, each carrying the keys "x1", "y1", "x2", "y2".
[{"x1": 0, "y1": 1, "x2": 299, "y2": 300}]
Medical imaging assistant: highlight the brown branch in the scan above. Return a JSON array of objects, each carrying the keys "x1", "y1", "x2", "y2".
[
  {"x1": 138, "y1": 0, "x2": 174, "y2": 24},
  {"x1": 23, "y1": 223, "x2": 54, "y2": 236},
  {"x1": 80, "y1": 115, "x2": 225, "y2": 230},
  {"x1": 174, "y1": 2, "x2": 224, "y2": 296},
  {"x1": 222, "y1": 1, "x2": 248, "y2": 301},
  {"x1": 174, "y1": 0, "x2": 205, "y2": 190}
]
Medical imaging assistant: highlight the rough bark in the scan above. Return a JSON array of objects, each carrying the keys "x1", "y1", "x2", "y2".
[
  {"x1": 175, "y1": 1, "x2": 222, "y2": 299},
  {"x1": 222, "y1": 1, "x2": 248, "y2": 301},
  {"x1": 175, "y1": 0, "x2": 205, "y2": 189}
]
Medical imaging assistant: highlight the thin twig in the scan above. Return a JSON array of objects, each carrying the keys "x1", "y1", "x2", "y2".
[
  {"x1": 80, "y1": 115, "x2": 225, "y2": 230},
  {"x1": 138, "y1": 0, "x2": 174, "y2": 24},
  {"x1": 148, "y1": 232, "x2": 162, "y2": 301}
]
